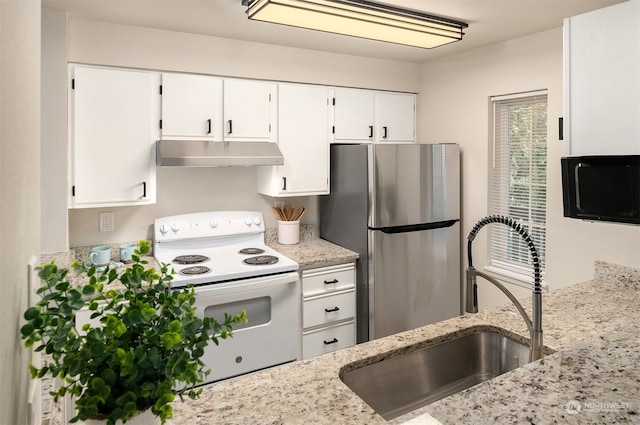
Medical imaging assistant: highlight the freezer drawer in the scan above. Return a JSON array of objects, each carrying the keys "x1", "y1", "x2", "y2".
[{"x1": 369, "y1": 221, "x2": 461, "y2": 340}]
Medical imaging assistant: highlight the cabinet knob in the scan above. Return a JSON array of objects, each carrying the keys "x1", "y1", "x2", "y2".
[
  {"x1": 324, "y1": 338, "x2": 338, "y2": 345},
  {"x1": 207, "y1": 119, "x2": 212, "y2": 134},
  {"x1": 228, "y1": 119, "x2": 233, "y2": 134},
  {"x1": 324, "y1": 307, "x2": 340, "y2": 313},
  {"x1": 382, "y1": 126, "x2": 388, "y2": 139},
  {"x1": 324, "y1": 279, "x2": 339, "y2": 285}
]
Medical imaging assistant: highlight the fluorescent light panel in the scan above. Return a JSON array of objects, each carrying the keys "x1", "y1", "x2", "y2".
[{"x1": 246, "y1": 0, "x2": 468, "y2": 49}]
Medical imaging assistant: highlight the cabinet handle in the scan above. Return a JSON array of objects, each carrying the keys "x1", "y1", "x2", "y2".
[
  {"x1": 324, "y1": 279, "x2": 339, "y2": 285},
  {"x1": 324, "y1": 338, "x2": 338, "y2": 345},
  {"x1": 369, "y1": 125, "x2": 373, "y2": 138},
  {"x1": 228, "y1": 119, "x2": 233, "y2": 134},
  {"x1": 383, "y1": 126, "x2": 388, "y2": 139},
  {"x1": 324, "y1": 307, "x2": 340, "y2": 313},
  {"x1": 207, "y1": 119, "x2": 212, "y2": 134},
  {"x1": 559, "y1": 117, "x2": 564, "y2": 140},
  {"x1": 282, "y1": 177, "x2": 287, "y2": 191},
  {"x1": 142, "y1": 182, "x2": 147, "y2": 198}
]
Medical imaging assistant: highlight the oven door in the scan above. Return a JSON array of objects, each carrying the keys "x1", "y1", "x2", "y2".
[{"x1": 190, "y1": 271, "x2": 300, "y2": 384}]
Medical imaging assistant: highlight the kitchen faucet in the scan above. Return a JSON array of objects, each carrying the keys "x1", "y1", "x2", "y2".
[{"x1": 465, "y1": 215, "x2": 544, "y2": 362}]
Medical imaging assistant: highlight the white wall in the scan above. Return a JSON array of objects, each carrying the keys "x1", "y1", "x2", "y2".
[
  {"x1": 0, "y1": 1, "x2": 42, "y2": 423},
  {"x1": 65, "y1": 18, "x2": 421, "y2": 247},
  {"x1": 41, "y1": 8, "x2": 69, "y2": 252},
  {"x1": 418, "y1": 28, "x2": 640, "y2": 309}
]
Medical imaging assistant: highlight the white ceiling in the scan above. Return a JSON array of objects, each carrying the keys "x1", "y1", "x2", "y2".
[{"x1": 42, "y1": 0, "x2": 624, "y2": 63}]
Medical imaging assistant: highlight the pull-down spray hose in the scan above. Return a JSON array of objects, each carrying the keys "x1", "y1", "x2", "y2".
[
  {"x1": 467, "y1": 215, "x2": 542, "y2": 294},
  {"x1": 466, "y1": 215, "x2": 544, "y2": 361}
]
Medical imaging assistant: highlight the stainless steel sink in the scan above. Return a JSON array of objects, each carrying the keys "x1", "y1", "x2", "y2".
[{"x1": 340, "y1": 327, "x2": 544, "y2": 420}]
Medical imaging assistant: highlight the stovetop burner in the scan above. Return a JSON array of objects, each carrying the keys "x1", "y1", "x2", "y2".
[
  {"x1": 179, "y1": 265, "x2": 212, "y2": 276},
  {"x1": 239, "y1": 247, "x2": 266, "y2": 255},
  {"x1": 243, "y1": 255, "x2": 279, "y2": 266},
  {"x1": 174, "y1": 254, "x2": 210, "y2": 265}
]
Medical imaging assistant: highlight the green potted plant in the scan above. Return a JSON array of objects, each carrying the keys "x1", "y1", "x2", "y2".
[{"x1": 21, "y1": 241, "x2": 247, "y2": 425}]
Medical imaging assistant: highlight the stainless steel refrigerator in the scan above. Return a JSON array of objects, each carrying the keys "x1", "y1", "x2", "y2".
[{"x1": 320, "y1": 143, "x2": 461, "y2": 343}]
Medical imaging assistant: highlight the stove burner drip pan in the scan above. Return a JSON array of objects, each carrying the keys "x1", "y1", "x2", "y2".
[
  {"x1": 179, "y1": 266, "x2": 212, "y2": 276},
  {"x1": 174, "y1": 254, "x2": 210, "y2": 265},
  {"x1": 239, "y1": 248, "x2": 266, "y2": 255},
  {"x1": 243, "y1": 255, "x2": 279, "y2": 266}
]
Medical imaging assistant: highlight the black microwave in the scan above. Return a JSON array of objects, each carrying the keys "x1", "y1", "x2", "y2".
[{"x1": 561, "y1": 155, "x2": 640, "y2": 225}]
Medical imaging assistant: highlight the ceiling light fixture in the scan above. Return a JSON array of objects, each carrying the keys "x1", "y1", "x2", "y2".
[{"x1": 242, "y1": 0, "x2": 468, "y2": 49}]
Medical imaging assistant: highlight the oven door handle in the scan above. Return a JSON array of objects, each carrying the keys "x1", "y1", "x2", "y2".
[{"x1": 190, "y1": 271, "x2": 299, "y2": 295}]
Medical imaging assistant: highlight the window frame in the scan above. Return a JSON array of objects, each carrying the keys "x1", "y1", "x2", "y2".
[{"x1": 486, "y1": 90, "x2": 548, "y2": 289}]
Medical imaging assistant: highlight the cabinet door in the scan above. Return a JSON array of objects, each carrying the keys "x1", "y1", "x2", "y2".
[
  {"x1": 161, "y1": 73, "x2": 222, "y2": 140},
  {"x1": 375, "y1": 92, "x2": 415, "y2": 143},
  {"x1": 70, "y1": 66, "x2": 159, "y2": 208},
  {"x1": 223, "y1": 79, "x2": 276, "y2": 142},
  {"x1": 334, "y1": 87, "x2": 374, "y2": 142},
  {"x1": 259, "y1": 84, "x2": 332, "y2": 196},
  {"x1": 563, "y1": 1, "x2": 640, "y2": 155}
]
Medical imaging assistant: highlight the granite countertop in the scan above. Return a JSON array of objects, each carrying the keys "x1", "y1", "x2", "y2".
[
  {"x1": 267, "y1": 238, "x2": 359, "y2": 269},
  {"x1": 166, "y1": 260, "x2": 640, "y2": 424}
]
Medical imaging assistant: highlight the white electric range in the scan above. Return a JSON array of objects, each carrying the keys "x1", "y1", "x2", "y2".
[{"x1": 153, "y1": 211, "x2": 300, "y2": 384}]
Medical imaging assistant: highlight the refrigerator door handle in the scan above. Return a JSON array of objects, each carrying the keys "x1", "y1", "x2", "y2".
[{"x1": 370, "y1": 219, "x2": 458, "y2": 234}]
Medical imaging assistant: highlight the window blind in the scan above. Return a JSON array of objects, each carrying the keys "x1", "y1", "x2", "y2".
[{"x1": 489, "y1": 92, "x2": 548, "y2": 277}]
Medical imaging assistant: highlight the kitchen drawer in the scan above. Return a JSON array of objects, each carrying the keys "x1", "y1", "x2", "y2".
[
  {"x1": 302, "y1": 263, "x2": 355, "y2": 297},
  {"x1": 303, "y1": 289, "x2": 355, "y2": 328},
  {"x1": 302, "y1": 320, "x2": 355, "y2": 359}
]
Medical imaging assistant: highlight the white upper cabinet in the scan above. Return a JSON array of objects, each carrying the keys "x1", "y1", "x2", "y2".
[
  {"x1": 563, "y1": 0, "x2": 640, "y2": 155},
  {"x1": 161, "y1": 73, "x2": 223, "y2": 140},
  {"x1": 375, "y1": 92, "x2": 416, "y2": 143},
  {"x1": 257, "y1": 83, "x2": 334, "y2": 197},
  {"x1": 334, "y1": 88, "x2": 415, "y2": 143},
  {"x1": 334, "y1": 88, "x2": 375, "y2": 142},
  {"x1": 69, "y1": 65, "x2": 160, "y2": 208},
  {"x1": 223, "y1": 79, "x2": 277, "y2": 142}
]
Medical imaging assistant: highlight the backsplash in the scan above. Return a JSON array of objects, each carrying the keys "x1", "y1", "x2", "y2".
[
  {"x1": 265, "y1": 224, "x2": 317, "y2": 244},
  {"x1": 595, "y1": 260, "x2": 640, "y2": 287}
]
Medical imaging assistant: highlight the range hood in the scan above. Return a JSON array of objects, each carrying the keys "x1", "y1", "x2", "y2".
[{"x1": 156, "y1": 140, "x2": 284, "y2": 167}]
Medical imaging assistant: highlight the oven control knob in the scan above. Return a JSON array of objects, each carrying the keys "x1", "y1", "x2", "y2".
[
  {"x1": 253, "y1": 215, "x2": 261, "y2": 226},
  {"x1": 244, "y1": 216, "x2": 252, "y2": 226},
  {"x1": 171, "y1": 222, "x2": 181, "y2": 232},
  {"x1": 209, "y1": 219, "x2": 219, "y2": 229},
  {"x1": 160, "y1": 223, "x2": 169, "y2": 234}
]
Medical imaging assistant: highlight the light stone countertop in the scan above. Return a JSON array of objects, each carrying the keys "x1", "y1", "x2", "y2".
[
  {"x1": 267, "y1": 238, "x2": 359, "y2": 269},
  {"x1": 165, "y1": 260, "x2": 640, "y2": 425},
  {"x1": 41, "y1": 238, "x2": 639, "y2": 425}
]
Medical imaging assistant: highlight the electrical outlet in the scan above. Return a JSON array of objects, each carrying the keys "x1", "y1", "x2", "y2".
[{"x1": 99, "y1": 212, "x2": 114, "y2": 232}]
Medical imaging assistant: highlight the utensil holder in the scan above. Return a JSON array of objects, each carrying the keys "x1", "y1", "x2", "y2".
[{"x1": 278, "y1": 220, "x2": 300, "y2": 244}]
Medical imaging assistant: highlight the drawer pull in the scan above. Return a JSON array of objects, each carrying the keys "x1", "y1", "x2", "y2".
[
  {"x1": 324, "y1": 338, "x2": 338, "y2": 345},
  {"x1": 324, "y1": 279, "x2": 339, "y2": 284},
  {"x1": 324, "y1": 307, "x2": 340, "y2": 313}
]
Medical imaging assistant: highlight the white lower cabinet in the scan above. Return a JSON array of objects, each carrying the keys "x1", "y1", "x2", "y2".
[{"x1": 301, "y1": 263, "x2": 356, "y2": 360}]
